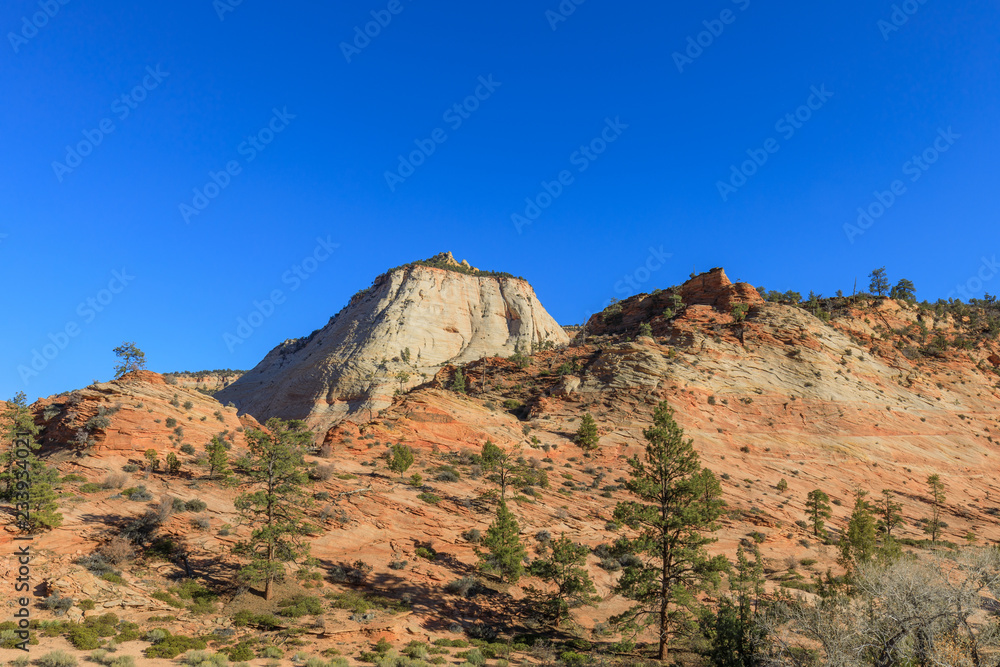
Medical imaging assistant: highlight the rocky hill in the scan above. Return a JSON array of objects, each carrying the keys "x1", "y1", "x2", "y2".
[
  {"x1": 4, "y1": 265, "x2": 1000, "y2": 665},
  {"x1": 217, "y1": 252, "x2": 568, "y2": 433}
]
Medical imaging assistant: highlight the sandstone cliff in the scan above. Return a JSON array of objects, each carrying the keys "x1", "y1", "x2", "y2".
[{"x1": 217, "y1": 254, "x2": 569, "y2": 432}]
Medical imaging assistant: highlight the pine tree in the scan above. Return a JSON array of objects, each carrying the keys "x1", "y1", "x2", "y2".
[
  {"x1": 478, "y1": 499, "x2": 527, "y2": 583},
  {"x1": 710, "y1": 544, "x2": 767, "y2": 667},
  {"x1": 1, "y1": 393, "x2": 62, "y2": 532},
  {"x1": 839, "y1": 489, "x2": 877, "y2": 573},
  {"x1": 112, "y1": 341, "x2": 147, "y2": 378},
  {"x1": 610, "y1": 401, "x2": 728, "y2": 662},
  {"x1": 868, "y1": 267, "x2": 890, "y2": 297},
  {"x1": 924, "y1": 474, "x2": 945, "y2": 542},
  {"x1": 805, "y1": 489, "x2": 832, "y2": 538},
  {"x1": 205, "y1": 436, "x2": 231, "y2": 481},
  {"x1": 388, "y1": 443, "x2": 414, "y2": 477},
  {"x1": 165, "y1": 452, "x2": 181, "y2": 474},
  {"x1": 890, "y1": 278, "x2": 916, "y2": 301},
  {"x1": 233, "y1": 418, "x2": 315, "y2": 600},
  {"x1": 527, "y1": 533, "x2": 600, "y2": 627},
  {"x1": 876, "y1": 489, "x2": 904, "y2": 537},
  {"x1": 574, "y1": 413, "x2": 600, "y2": 452}
]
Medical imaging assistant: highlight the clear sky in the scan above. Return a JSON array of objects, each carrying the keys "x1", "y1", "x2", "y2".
[{"x1": 2, "y1": 0, "x2": 998, "y2": 401}]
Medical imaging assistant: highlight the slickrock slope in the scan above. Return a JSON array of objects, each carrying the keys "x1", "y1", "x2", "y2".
[
  {"x1": 218, "y1": 253, "x2": 568, "y2": 432},
  {"x1": 33, "y1": 370, "x2": 255, "y2": 456}
]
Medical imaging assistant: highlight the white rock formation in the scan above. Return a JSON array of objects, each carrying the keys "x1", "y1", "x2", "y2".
[{"x1": 217, "y1": 255, "x2": 568, "y2": 432}]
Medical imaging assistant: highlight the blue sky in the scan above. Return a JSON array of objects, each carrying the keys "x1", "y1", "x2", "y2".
[{"x1": 2, "y1": 0, "x2": 998, "y2": 401}]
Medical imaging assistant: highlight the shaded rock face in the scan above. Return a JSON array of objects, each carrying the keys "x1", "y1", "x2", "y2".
[{"x1": 217, "y1": 262, "x2": 568, "y2": 432}]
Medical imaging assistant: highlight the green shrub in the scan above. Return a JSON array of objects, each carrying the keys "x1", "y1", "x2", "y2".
[
  {"x1": 185, "y1": 499, "x2": 208, "y2": 512},
  {"x1": 416, "y1": 492, "x2": 440, "y2": 505},
  {"x1": 79, "y1": 482, "x2": 103, "y2": 493},
  {"x1": 260, "y1": 646, "x2": 284, "y2": 659},
  {"x1": 66, "y1": 625, "x2": 100, "y2": 650},
  {"x1": 560, "y1": 651, "x2": 589, "y2": 667},
  {"x1": 144, "y1": 632, "x2": 207, "y2": 659},
  {"x1": 166, "y1": 418, "x2": 177, "y2": 428},
  {"x1": 415, "y1": 546, "x2": 436, "y2": 560},
  {"x1": 227, "y1": 643, "x2": 255, "y2": 661},
  {"x1": 231, "y1": 610, "x2": 280, "y2": 629},
  {"x1": 459, "y1": 648, "x2": 485, "y2": 666},
  {"x1": 277, "y1": 595, "x2": 323, "y2": 617},
  {"x1": 180, "y1": 443, "x2": 196, "y2": 455},
  {"x1": 433, "y1": 639, "x2": 470, "y2": 648}
]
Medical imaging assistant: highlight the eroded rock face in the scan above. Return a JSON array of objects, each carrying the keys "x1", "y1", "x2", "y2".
[
  {"x1": 679, "y1": 267, "x2": 764, "y2": 311},
  {"x1": 217, "y1": 261, "x2": 568, "y2": 432}
]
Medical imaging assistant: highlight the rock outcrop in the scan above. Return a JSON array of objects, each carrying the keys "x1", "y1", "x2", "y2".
[
  {"x1": 34, "y1": 370, "x2": 254, "y2": 457},
  {"x1": 679, "y1": 267, "x2": 764, "y2": 311},
  {"x1": 217, "y1": 255, "x2": 568, "y2": 432}
]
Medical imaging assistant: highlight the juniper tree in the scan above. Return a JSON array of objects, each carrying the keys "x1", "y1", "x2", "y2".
[
  {"x1": 388, "y1": 443, "x2": 414, "y2": 478},
  {"x1": 527, "y1": 533, "x2": 599, "y2": 627},
  {"x1": 478, "y1": 499, "x2": 527, "y2": 583},
  {"x1": 0, "y1": 393, "x2": 62, "y2": 532},
  {"x1": 805, "y1": 489, "x2": 832, "y2": 538},
  {"x1": 610, "y1": 401, "x2": 728, "y2": 662},
  {"x1": 575, "y1": 413, "x2": 600, "y2": 452},
  {"x1": 924, "y1": 474, "x2": 946, "y2": 542},
  {"x1": 112, "y1": 341, "x2": 147, "y2": 378},
  {"x1": 233, "y1": 418, "x2": 315, "y2": 600}
]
